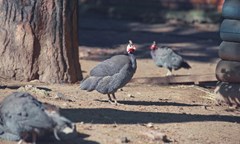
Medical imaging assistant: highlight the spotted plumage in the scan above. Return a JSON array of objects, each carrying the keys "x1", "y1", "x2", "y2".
[
  {"x1": 150, "y1": 41, "x2": 191, "y2": 76},
  {"x1": 80, "y1": 40, "x2": 137, "y2": 104}
]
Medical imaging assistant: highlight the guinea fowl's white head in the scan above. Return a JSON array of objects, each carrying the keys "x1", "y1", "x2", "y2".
[
  {"x1": 150, "y1": 41, "x2": 158, "y2": 50},
  {"x1": 127, "y1": 40, "x2": 136, "y2": 54}
]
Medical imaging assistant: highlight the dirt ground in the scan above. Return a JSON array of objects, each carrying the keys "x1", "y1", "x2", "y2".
[{"x1": 0, "y1": 19, "x2": 240, "y2": 144}]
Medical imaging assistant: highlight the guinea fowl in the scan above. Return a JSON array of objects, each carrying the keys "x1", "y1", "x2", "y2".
[
  {"x1": 150, "y1": 41, "x2": 191, "y2": 76},
  {"x1": 0, "y1": 92, "x2": 75, "y2": 144},
  {"x1": 80, "y1": 40, "x2": 137, "y2": 105}
]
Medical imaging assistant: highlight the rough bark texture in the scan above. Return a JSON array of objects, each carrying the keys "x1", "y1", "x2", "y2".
[{"x1": 0, "y1": 0, "x2": 82, "y2": 83}]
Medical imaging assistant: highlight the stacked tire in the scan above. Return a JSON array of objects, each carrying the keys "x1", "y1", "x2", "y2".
[{"x1": 215, "y1": 0, "x2": 240, "y2": 107}]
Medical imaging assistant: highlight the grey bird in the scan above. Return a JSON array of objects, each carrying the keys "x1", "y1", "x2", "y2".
[
  {"x1": 0, "y1": 92, "x2": 75, "y2": 144},
  {"x1": 150, "y1": 41, "x2": 191, "y2": 76},
  {"x1": 80, "y1": 40, "x2": 137, "y2": 105}
]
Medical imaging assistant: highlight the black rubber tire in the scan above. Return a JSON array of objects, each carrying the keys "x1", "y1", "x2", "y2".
[
  {"x1": 216, "y1": 60, "x2": 240, "y2": 83},
  {"x1": 222, "y1": 0, "x2": 240, "y2": 20},
  {"x1": 220, "y1": 19, "x2": 240, "y2": 42},
  {"x1": 219, "y1": 41, "x2": 240, "y2": 62}
]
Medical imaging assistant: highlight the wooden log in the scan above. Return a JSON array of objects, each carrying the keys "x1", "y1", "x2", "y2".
[{"x1": 131, "y1": 74, "x2": 217, "y2": 85}]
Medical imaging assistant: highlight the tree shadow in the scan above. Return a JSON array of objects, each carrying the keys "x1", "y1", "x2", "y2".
[
  {"x1": 77, "y1": 0, "x2": 221, "y2": 63},
  {"x1": 78, "y1": 17, "x2": 220, "y2": 63},
  {"x1": 78, "y1": 0, "x2": 219, "y2": 24},
  {"x1": 61, "y1": 108, "x2": 240, "y2": 124}
]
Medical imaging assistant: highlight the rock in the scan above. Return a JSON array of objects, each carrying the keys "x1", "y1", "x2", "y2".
[
  {"x1": 127, "y1": 94, "x2": 135, "y2": 98},
  {"x1": 29, "y1": 79, "x2": 41, "y2": 83},
  {"x1": 120, "y1": 137, "x2": 130, "y2": 143},
  {"x1": 145, "y1": 122, "x2": 154, "y2": 128},
  {"x1": 202, "y1": 105, "x2": 207, "y2": 110},
  {"x1": 80, "y1": 122, "x2": 84, "y2": 125},
  {"x1": 143, "y1": 130, "x2": 171, "y2": 142},
  {"x1": 54, "y1": 92, "x2": 74, "y2": 102}
]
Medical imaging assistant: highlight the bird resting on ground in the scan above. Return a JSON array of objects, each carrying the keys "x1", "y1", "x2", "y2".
[
  {"x1": 150, "y1": 41, "x2": 191, "y2": 76},
  {"x1": 80, "y1": 40, "x2": 137, "y2": 105},
  {"x1": 0, "y1": 92, "x2": 75, "y2": 144}
]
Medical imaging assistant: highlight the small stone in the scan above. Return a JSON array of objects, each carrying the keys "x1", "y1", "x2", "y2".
[
  {"x1": 146, "y1": 122, "x2": 154, "y2": 128},
  {"x1": 202, "y1": 105, "x2": 207, "y2": 110},
  {"x1": 127, "y1": 94, "x2": 134, "y2": 98},
  {"x1": 120, "y1": 137, "x2": 130, "y2": 143},
  {"x1": 113, "y1": 122, "x2": 118, "y2": 128},
  {"x1": 55, "y1": 92, "x2": 74, "y2": 102},
  {"x1": 143, "y1": 130, "x2": 171, "y2": 142},
  {"x1": 80, "y1": 121, "x2": 84, "y2": 125},
  {"x1": 25, "y1": 85, "x2": 33, "y2": 90},
  {"x1": 55, "y1": 92, "x2": 65, "y2": 99},
  {"x1": 29, "y1": 79, "x2": 40, "y2": 83}
]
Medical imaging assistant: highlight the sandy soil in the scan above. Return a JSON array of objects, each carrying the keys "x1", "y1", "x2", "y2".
[{"x1": 0, "y1": 57, "x2": 239, "y2": 144}]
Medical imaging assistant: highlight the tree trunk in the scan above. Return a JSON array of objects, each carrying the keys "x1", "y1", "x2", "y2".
[{"x1": 0, "y1": 0, "x2": 82, "y2": 83}]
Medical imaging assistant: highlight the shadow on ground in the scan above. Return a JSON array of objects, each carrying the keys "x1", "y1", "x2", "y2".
[
  {"x1": 36, "y1": 133, "x2": 99, "y2": 144},
  {"x1": 61, "y1": 107, "x2": 240, "y2": 124},
  {"x1": 95, "y1": 100, "x2": 203, "y2": 107}
]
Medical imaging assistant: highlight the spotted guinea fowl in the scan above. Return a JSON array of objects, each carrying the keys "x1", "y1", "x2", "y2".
[
  {"x1": 150, "y1": 41, "x2": 191, "y2": 76},
  {"x1": 0, "y1": 92, "x2": 75, "y2": 144},
  {"x1": 80, "y1": 40, "x2": 137, "y2": 105}
]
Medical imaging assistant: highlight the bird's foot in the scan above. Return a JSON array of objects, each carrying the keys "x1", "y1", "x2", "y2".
[
  {"x1": 166, "y1": 69, "x2": 173, "y2": 76},
  {"x1": 18, "y1": 133, "x2": 29, "y2": 144},
  {"x1": 18, "y1": 140, "x2": 24, "y2": 144},
  {"x1": 166, "y1": 73, "x2": 172, "y2": 76},
  {"x1": 114, "y1": 100, "x2": 124, "y2": 106},
  {"x1": 166, "y1": 73, "x2": 174, "y2": 77},
  {"x1": 108, "y1": 100, "x2": 122, "y2": 106},
  {"x1": 108, "y1": 99, "x2": 115, "y2": 105}
]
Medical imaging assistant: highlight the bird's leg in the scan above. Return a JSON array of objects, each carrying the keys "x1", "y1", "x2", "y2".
[
  {"x1": 112, "y1": 93, "x2": 119, "y2": 105},
  {"x1": 17, "y1": 140, "x2": 24, "y2": 144},
  {"x1": 18, "y1": 133, "x2": 28, "y2": 144},
  {"x1": 53, "y1": 128, "x2": 61, "y2": 141},
  {"x1": 107, "y1": 94, "x2": 114, "y2": 104},
  {"x1": 166, "y1": 69, "x2": 172, "y2": 76},
  {"x1": 32, "y1": 132, "x2": 37, "y2": 144}
]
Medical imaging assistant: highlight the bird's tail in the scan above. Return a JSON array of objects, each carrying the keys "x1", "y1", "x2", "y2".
[
  {"x1": 80, "y1": 76, "x2": 102, "y2": 91},
  {"x1": 181, "y1": 61, "x2": 191, "y2": 69}
]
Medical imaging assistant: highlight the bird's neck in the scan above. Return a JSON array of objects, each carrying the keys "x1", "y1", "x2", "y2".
[
  {"x1": 128, "y1": 53, "x2": 137, "y2": 69},
  {"x1": 150, "y1": 47, "x2": 158, "y2": 55}
]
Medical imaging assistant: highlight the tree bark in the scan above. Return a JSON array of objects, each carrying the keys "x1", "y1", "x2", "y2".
[{"x1": 0, "y1": 0, "x2": 82, "y2": 83}]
